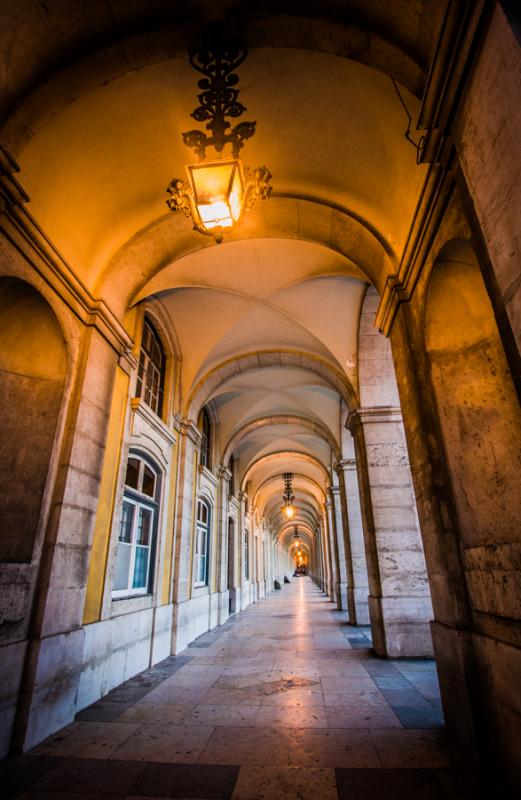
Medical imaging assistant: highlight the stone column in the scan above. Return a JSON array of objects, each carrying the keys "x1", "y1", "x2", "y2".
[
  {"x1": 347, "y1": 407, "x2": 434, "y2": 657},
  {"x1": 171, "y1": 419, "x2": 202, "y2": 653},
  {"x1": 324, "y1": 502, "x2": 339, "y2": 603},
  {"x1": 335, "y1": 456, "x2": 369, "y2": 625},
  {"x1": 216, "y1": 465, "x2": 231, "y2": 625},
  {"x1": 320, "y1": 515, "x2": 332, "y2": 597},
  {"x1": 16, "y1": 328, "x2": 121, "y2": 751},
  {"x1": 329, "y1": 486, "x2": 349, "y2": 613}
]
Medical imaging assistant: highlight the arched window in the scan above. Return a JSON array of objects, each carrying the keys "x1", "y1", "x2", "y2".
[
  {"x1": 136, "y1": 317, "x2": 165, "y2": 416},
  {"x1": 244, "y1": 529, "x2": 249, "y2": 580},
  {"x1": 195, "y1": 498, "x2": 211, "y2": 586},
  {"x1": 113, "y1": 454, "x2": 160, "y2": 597},
  {"x1": 199, "y1": 407, "x2": 211, "y2": 469}
]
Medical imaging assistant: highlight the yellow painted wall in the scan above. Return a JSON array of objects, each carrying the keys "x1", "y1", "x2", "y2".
[{"x1": 83, "y1": 366, "x2": 129, "y2": 624}]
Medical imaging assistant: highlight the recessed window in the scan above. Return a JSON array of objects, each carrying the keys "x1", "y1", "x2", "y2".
[
  {"x1": 136, "y1": 317, "x2": 165, "y2": 416},
  {"x1": 195, "y1": 499, "x2": 211, "y2": 586},
  {"x1": 113, "y1": 455, "x2": 160, "y2": 598},
  {"x1": 199, "y1": 407, "x2": 211, "y2": 469}
]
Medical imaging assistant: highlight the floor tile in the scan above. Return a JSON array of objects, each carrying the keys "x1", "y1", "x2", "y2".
[
  {"x1": 198, "y1": 727, "x2": 292, "y2": 766},
  {"x1": 31, "y1": 722, "x2": 140, "y2": 759},
  {"x1": 255, "y1": 704, "x2": 328, "y2": 728},
  {"x1": 370, "y1": 729, "x2": 453, "y2": 768},
  {"x1": 31, "y1": 758, "x2": 147, "y2": 794},
  {"x1": 109, "y1": 724, "x2": 215, "y2": 763},
  {"x1": 129, "y1": 763, "x2": 240, "y2": 799},
  {"x1": 231, "y1": 765, "x2": 337, "y2": 799},
  {"x1": 289, "y1": 728, "x2": 381, "y2": 768},
  {"x1": 335, "y1": 767, "x2": 448, "y2": 800},
  {"x1": 117, "y1": 703, "x2": 194, "y2": 725},
  {"x1": 186, "y1": 705, "x2": 260, "y2": 727}
]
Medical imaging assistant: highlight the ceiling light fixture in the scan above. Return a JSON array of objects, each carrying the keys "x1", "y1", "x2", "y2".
[
  {"x1": 281, "y1": 472, "x2": 296, "y2": 520},
  {"x1": 166, "y1": 33, "x2": 272, "y2": 243}
]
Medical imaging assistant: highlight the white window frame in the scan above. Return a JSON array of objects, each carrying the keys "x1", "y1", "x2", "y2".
[
  {"x1": 194, "y1": 498, "x2": 211, "y2": 587},
  {"x1": 113, "y1": 456, "x2": 159, "y2": 599}
]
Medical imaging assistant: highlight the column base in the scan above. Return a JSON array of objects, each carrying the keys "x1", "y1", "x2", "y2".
[{"x1": 368, "y1": 595, "x2": 434, "y2": 658}]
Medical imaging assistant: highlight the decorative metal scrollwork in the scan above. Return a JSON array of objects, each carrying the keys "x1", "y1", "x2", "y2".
[{"x1": 182, "y1": 40, "x2": 257, "y2": 160}]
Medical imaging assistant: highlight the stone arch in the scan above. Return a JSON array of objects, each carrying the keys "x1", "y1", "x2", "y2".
[
  {"x1": 99, "y1": 198, "x2": 391, "y2": 317},
  {"x1": 223, "y1": 414, "x2": 340, "y2": 465},
  {"x1": 253, "y1": 473, "x2": 326, "y2": 512},
  {"x1": 0, "y1": 277, "x2": 68, "y2": 564},
  {"x1": 424, "y1": 238, "x2": 521, "y2": 551},
  {"x1": 0, "y1": 11, "x2": 429, "y2": 156},
  {"x1": 241, "y1": 451, "x2": 331, "y2": 492},
  {"x1": 186, "y1": 349, "x2": 358, "y2": 421}
]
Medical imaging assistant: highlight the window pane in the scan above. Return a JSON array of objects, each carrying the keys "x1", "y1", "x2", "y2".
[
  {"x1": 142, "y1": 465, "x2": 156, "y2": 498},
  {"x1": 119, "y1": 501, "x2": 134, "y2": 542},
  {"x1": 198, "y1": 553, "x2": 206, "y2": 584},
  {"x1": 114, "y1": 541, "x2": 132, "y2": 590},
  {"x1": 125, "y1": 459, "x2": 140, "y2": 490},
  {"x1": 132, "y1": 545, "x2": 149, "y2": 589},
  {"x1": 137, "y1": 507, "x2": 152, "y2": 545}
]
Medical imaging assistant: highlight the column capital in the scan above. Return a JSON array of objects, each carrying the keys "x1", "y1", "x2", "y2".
[
  {"x1": 346, "y1": 406, "x2": 402, "y2": 428},
  {"x1": 334, "y1": 458, "x2": 357, "y2": 474},
  {"x1": 217, "y1": 465, "x2": 232, "y2": 482},
  {"x1": 179, "y1": 417, "x2": 203, "y2": 446}
]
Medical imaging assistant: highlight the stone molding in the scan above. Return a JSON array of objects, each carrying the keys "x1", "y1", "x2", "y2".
[
  {"x1": 130, "y1": 398, "x2": 176, "y2": 445},
  {"x1": 198, "y1": 464, "x2": 219, "y2": 488},
  {"x1": 374, "y1": 1, "x2": 490, "y2": 336},
  {"x1": 180, "y1": 418, "x2": 202, "y2": 447},
  {"x1": 346, "y1": 406, "x2": 402, "y2": 430},
  {"x1": 334, "y1": 458, "x2": 357, "y2": 473},
  {"x1": 217, "y1": 465, "x2": 232, "y2": 482},
  {"x1": 0, "y1": 145, "x2": 135, "y2": 371}
]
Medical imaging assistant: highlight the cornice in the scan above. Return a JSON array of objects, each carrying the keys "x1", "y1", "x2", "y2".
[
  {"x1": 346, "y1": 406, "x2": 402, "y2": 430},
  {"x1": 375, "y1": 0, "x2": 491, "y2": 336}
]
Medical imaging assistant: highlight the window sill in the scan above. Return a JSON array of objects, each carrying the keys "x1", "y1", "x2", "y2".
[
  {"x1": 111, "y1": 593, "x2": 154, "y2": 616},
  {"x1": 131, "y1": 398, "x2": 176, "y2": 444},
  {"x1": 192, "y1": 584, "x2": 210, "y2": 597}
]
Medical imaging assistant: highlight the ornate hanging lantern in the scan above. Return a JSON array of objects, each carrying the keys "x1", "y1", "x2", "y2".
[
  {"x1": 281, "y1": 472, "x2": 296, "y2": 520},
  {"x1": 166, "y1": 36, "x2": 272, "y2": 243}
]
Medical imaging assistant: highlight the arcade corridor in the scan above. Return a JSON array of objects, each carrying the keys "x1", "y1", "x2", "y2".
[{"x1": 2, "y1": 579, "x2": 510, "y2": 799}]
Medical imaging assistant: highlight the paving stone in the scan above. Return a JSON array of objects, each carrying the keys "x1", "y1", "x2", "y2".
[
  {"x1": 129, "y1": 763, "x2": 240, "y2": 798},
  {"x1": 335, "y1": 767, "x2": 448, "y2": 799},
  {"x1": 30, "y1": 758, "x2": 147, "y2": 795}
]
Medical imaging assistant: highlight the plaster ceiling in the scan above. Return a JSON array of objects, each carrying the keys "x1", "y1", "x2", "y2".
[
  {"x1": 15, "y1": 48, "x2": 426, "y2": 289},
  {"x1": 0, "y1": 4, "x2": 444, "y2": 553}
]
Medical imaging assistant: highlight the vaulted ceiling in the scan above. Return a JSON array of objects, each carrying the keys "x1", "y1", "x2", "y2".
[{"x1": 0, "y1": 0, "x2": 448, "y2": 554}]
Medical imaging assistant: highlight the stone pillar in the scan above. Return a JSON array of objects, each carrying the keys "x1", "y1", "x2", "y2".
[
  {"x1": 216, "y1": 465, "x2": 231, "y2": 625},
  {"x1": 15, "y1": 329, "x2": 121, "y2": 751},
  {"x1": 329, "y1": 486, "x2": 349, "y2": 613},
  {"x1": 323, "y1": 509, "x2": 337, "y2": 601},
  {"x1": 171, "y1": 419, "x2": 201, "y2": 653},
  {"x1": 335, "y1": 455, "x2": 370, "y2": 625},
  {"x1": 320, "y1": 515, "x2": 332, "y2": 597},
  {"x1": 347, "y1": 407, "x2": 434, "y2": 657}
]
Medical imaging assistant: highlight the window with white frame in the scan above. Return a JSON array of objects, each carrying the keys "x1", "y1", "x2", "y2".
[
  {"x1": 194, "y1": 498, "x2": 211, "y2": 586},
  {"x1": 113, "y1": 454, "x2": 160, "y2": 597},
  {"x1": 136, "y1": 317, "x2": 165, "y2": 417}
]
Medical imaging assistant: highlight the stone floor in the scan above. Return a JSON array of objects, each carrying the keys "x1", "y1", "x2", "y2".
[{"x1": 1, "y1": 579, "x2": 515, "y2": 799}]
